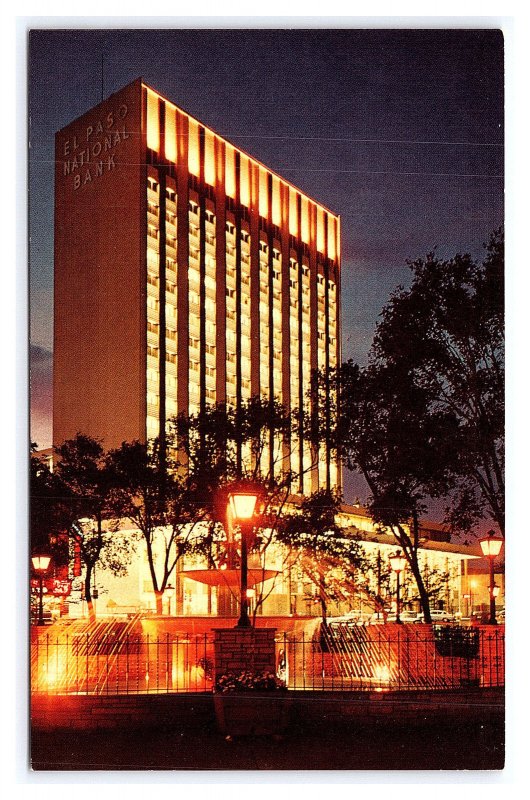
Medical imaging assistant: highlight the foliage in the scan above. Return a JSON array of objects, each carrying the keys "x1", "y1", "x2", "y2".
[
  {"x1": 169, "y1": 396, "x2": 295, "y2": 503},
  {"x1": 370, "y1": 228, "x2": 504, "y2": 535},
  {"x1": 51, "y1": 434, "x2": 133, "y2": 620},
  {"x1": 277, "y1": 489, "x2": 368, "y2": 621},
  {"x1": 318, "y1": 230, "x2": 504, "y2": 622},
  {"x1": 106, "y1": 438, "x2": 207, "y2": 613},
  {"x1": 30, "y1": 444, "x2": 68, "y2": 566},
  {"x1": 215, "y1": 670, "x2": 287, "y2": 693},
  {"x1": 168, "y1": 397, "x2": 307, "y2": 619},
  {"x1": 433, "y1": 626, "x2": 480, "y2": 658}
]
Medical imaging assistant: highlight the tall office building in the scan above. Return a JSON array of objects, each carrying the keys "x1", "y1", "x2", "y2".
[{"x1": 54, "y1": 79, "x2": 341, "y2": 493}]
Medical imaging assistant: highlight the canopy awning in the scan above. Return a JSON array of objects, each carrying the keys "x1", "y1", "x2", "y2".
[{"x1": 181, "y1": 569, "x2": 278, "y2": 588}]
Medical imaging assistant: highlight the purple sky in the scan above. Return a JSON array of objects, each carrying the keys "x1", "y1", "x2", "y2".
[{"x1": 29, "y1": 28, "x2": 504, "y2": 507}]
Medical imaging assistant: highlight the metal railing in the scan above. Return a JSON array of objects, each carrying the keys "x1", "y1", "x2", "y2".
[{"x1": 30, "y1": 624, "x2": 504, "y2": 696}]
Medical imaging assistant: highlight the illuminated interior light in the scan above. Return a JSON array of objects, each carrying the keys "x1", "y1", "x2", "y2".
[
  {"x1": 164, "y1": 103, "x2": 177, "y2": 163},
  {"x1": 272, "y1": 176, "x2": 281, "y2": 225},
  {"x1": 374, "y1": 665, "x2": 391, "y2": 682},
  {"x1": 301, "y1": 196, "x2": 310, "y2": 244},
  {"x1": 204, "y1": 129, "x2": 216, "y2": 186},
  {"x1": 146, "y1": 90, "x2": 160, "y2": 152},
  {"x1": 240, "y1": 155, "x2": 250, "y2": 207},
  {"x1": 188, "y1": 119, "x2": 200, "y2": 177},
  {"x1": 259, "y1": 167, "x2": 268, "y2": 218},
  {"x1": 289, "y1": 188, "x2": 298, "y2": 236},
  {"x1": 225, "y1": 144, "x2": 236, "y2": 198},
  {"x1": 317, "y1": 207, "x2": 325, "y2": 253}
]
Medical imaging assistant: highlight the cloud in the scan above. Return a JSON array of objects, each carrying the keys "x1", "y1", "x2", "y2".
[{"x1": 30, "y1": 344, "x2": 52, "y2": 449}]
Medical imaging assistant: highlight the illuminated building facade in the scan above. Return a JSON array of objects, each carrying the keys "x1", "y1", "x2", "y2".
[{"x1": 54, "y1": 78, "x2": 341, "y2": 493}]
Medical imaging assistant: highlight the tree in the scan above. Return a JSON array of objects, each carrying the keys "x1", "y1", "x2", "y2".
[
  {"x1": 371, "y1": 229, "x2": 504, "y2": 535},
  {"x1": 30, "y1": 444, "x2": 68, "y2": 566},
  {"x1": 171, "y1": 396, "x2": 295, "y2": 494},
  {"x1": 329, "y1": 230, "x2": 504, "y2": 622},
  {"x1": 168, "y1": 397, "x2": 306, "y2": 618},
  {"x1": 106, "y1": 439, "x2": 206, "y2": 614},
  {"x1": 277, "y1": 489, "x2": 368, "y2": 623},
  {"x1": 52, "y1": 434, "x2": 131, "y2": 623},
  {"x1": 335, "y1": 361, "x2": 463, "y2": 622}
]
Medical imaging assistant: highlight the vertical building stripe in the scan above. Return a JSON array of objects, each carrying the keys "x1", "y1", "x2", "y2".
[
  {"x1": 188, "y1": 118, "x2": 200, "y2": 176},
  {"x1": 164, "y1": 103, "x2": 177, "y2": 163},
  {"x1": 146, "y1": 89, "x2": 160, "y2": 152}
]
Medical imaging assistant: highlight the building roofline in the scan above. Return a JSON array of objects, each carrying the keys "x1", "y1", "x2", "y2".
[
  {"x1": 339, "y1": 525, "x2": 481, "y2": 558},
  {"x1": 339, "y1": 502, "x2": 481, "y2": 558},
  {"x1": 58, "y1": 76, "x2": 340, "y2": 220},
  {"x1": 140, "y1": 79, "x2": 341, "y2": 220}
]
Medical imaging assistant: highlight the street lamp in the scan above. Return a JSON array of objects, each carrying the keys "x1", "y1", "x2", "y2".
[
  {"x1": 164, "y1": 584, "x2": 175, "y2": 616},
  {"x1": 479, "y1": 531, "x2": 503, "y2": 625},
  {"x1": 389, "y1": 551, "x2": 407, "y2": 624},
  {"x1": 32, "y1": 555, "x2": 51, "y2": 626},
  {"x1": 469, "y1": 579, "x2": 477, "y2": 616},
  {"x1": 228, "y1": 489, "x2": 259, "y2": 628}
]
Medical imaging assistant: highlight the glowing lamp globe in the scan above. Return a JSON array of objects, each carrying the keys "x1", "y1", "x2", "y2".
[
  {"x1": 389, "y1": 552, "x2": 407, "y2": 574},
  {"x1": 479, "y1": 533, "x2": 503, "y2": 558},
  {"x1": 32, "y1": 555, "x2": 51, "y2": 572},
  {"x1": 228, "y1": 491, "x2": 258, "y2": 521}
]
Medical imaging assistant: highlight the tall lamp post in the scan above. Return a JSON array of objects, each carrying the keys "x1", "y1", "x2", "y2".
[
  {"x1": 389, "y1": 551, "x2": 407, "y2": 624},
  {"x1": 479, "y1": 531, "x2": 503, "y2": 625},
  {"x1": 32, "y1": 555, "x2": 51, "y2": 626},
  {"x1": 164, "y1": 584, "x2": 174, "y2": 616},
  {"x1": 228, "y1": 489, "x2": 259, "y2": 628}
]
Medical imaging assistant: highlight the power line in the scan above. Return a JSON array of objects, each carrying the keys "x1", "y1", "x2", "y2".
[
  {"x1": 278, "y1": 168, "x2": 503, "y2": 179},
  {"x1": 222, "y1": 134, "x2": 504, "y2": 148}
]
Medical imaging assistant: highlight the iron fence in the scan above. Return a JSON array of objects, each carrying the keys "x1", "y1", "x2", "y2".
[{"x1": 30, "y1": 624, "x2": 504, "y2": 696}]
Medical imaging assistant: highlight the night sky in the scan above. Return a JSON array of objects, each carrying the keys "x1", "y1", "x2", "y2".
[{"x1": 28, "y1": 27, "x2": 504, "y2": 506}]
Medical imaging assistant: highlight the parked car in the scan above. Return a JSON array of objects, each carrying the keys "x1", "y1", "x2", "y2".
[
  {"x1": 399, "y1": 610, "x2": 423, "y2": 623},
  {"x1": 370, "y1": 611, "x2": 420, "y2": 624},
  {"x1": 417, "y1": 609, "x2": 454, "y2": 623}
]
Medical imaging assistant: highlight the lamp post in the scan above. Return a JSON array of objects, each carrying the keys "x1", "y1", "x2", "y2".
[
  {"x1": 389, "y1": 551, "x2": 407, "y2": 624},
  {"x1": 32, "y1": 555, "x2": 51, "y2": 626},
  {"x1": 469, "y1": 579, "x2": 477, "y2": 617},
  {"x1": 164, "y1": 584, "x2": 175, "y2": 616},
  {"x1": 479, "y1": 531, "x2": 503, "y2": 625},
  {"x1": 228, "y1": 489, "x2": 259, "y2": 628}
]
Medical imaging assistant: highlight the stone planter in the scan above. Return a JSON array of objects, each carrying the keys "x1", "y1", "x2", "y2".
[{"x1": 213, "y1": 692, "x2": 292, "y2": 737}]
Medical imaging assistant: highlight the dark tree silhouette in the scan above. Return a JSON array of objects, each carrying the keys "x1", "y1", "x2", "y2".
[
  {"x1": 371, "y1": 229, "x2": 504, "y2": 535},
  {"x1": 168, "y1": 398, "x2": 308, "y2": 619},
  {"x1": 106, "y1": 438, "x2": 207, "y2": 615},
  {"x1": 314, "y1": 230, "x2": 504, "y2": 623},
  {"x1": 277, "y1": 489, "x2": 368, "y2": 624},
  {"x1": 52, "y1": 434, "x2": 131, "y2": 623}
]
